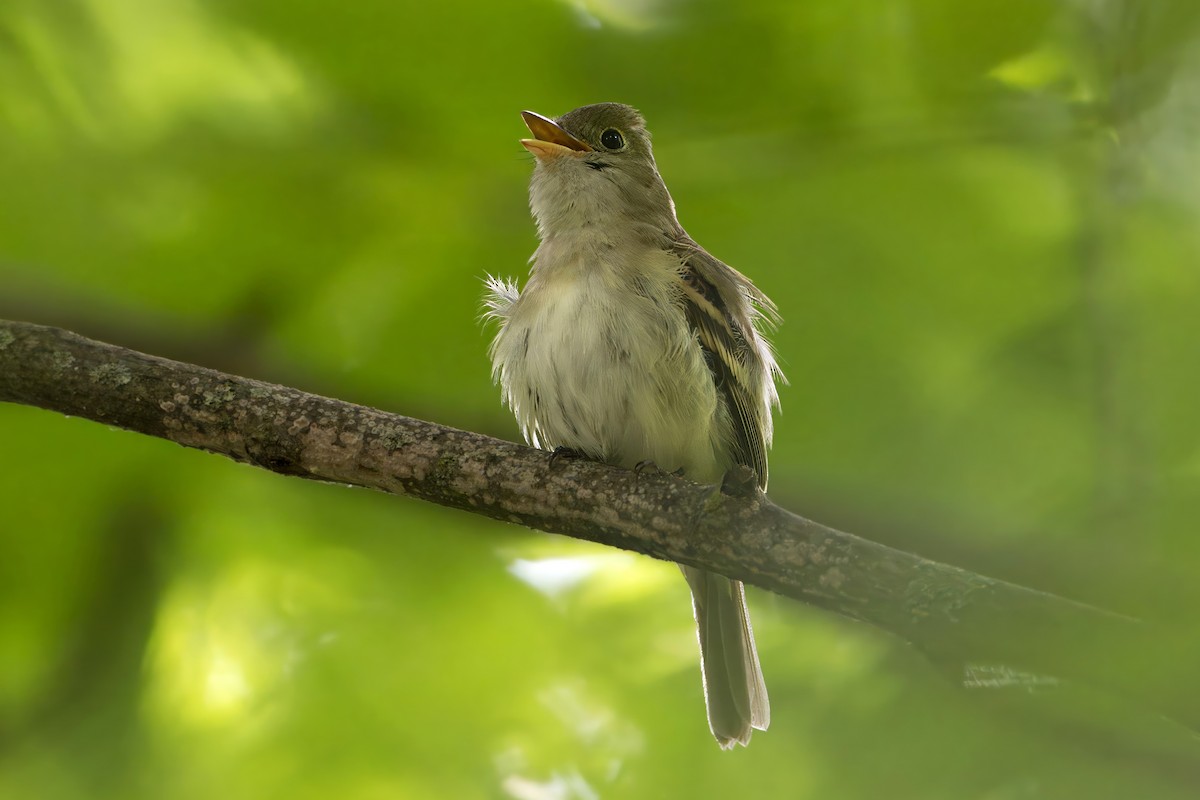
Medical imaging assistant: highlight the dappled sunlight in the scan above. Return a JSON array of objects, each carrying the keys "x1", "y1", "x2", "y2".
[
  {"x1": 493, "y1": 679, "x2": 641, "y2": 800},
  {"x1": 502, "y1": 770, "x2": 600, "y2": 800},
  {"x1": 144, "y1": 568, "x2": 288, "y2": 729},
  {"x1": 142, "y1": 549, "x2": 367, "y2": 731},
  {"x1": 4, "y1": 0, "x2": 1200, "y2": 797},
  {"x1": 558, "y1": 0, "x2": 668, "y2": 32},
  {"x1": 537, "y1": 681, "x2": 644, "y2": 750},
  {"x1": 85, "y1": 0, "x2": 321, "y2": 142},
  {"x1": 990, "y1": 45, "x2": 1081, "y2": 96},
  {"x1": 201, "y1": 647, "x2": 251, "y2": 713},
  {"x1": 508, "y1": 557, "x2": 604, "y2": 599},
  {"x1": 504, "y1": 544, "x2": 675, "y2": 609},
  {"x1": 0, "y1": 0, "x2": 320, "y2": 149}
]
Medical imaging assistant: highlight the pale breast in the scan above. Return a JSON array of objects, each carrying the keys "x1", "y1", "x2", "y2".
[{"x1": 491, "y1": 244, "x2": 731, "y2": 482}]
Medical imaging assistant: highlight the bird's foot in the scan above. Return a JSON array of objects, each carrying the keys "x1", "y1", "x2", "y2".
[
  {"x1": 548, "y1": 446, "x2": 590, "y2": 468},
  {"x1": 633, "y1": 460, "x2": 686, "y2": 478},
  {"x1": 633, "y1": 459, "x2": 659, "y2": 475},
  {"x1": 720, "y1": 465, "x2": 760, "y2": 497}
]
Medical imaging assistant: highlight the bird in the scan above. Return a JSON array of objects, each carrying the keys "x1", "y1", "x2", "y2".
[{"x1": 484, "y1": 102, "x2": 783, "y2": 748}]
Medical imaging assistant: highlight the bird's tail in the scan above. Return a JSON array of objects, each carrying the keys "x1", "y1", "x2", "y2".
[{"x1": 681, "y1": 566, "x2": 770, "y2": 748}]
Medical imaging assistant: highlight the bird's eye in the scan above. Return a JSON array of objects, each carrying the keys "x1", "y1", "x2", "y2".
[{"x1": 600, "y1": 129, "x2": 625, "y2": 150}]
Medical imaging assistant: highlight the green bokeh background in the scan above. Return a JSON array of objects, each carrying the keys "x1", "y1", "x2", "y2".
[{"x1": 3, "y1": 1, "x2": 1200, "y2": 797}]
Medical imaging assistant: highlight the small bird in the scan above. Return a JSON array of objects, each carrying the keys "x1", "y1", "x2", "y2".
[{"x1": 485, "y1": 103, "x2": 783, "y2": 748}]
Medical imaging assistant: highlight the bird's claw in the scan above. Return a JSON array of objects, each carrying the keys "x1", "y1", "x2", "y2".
[
  {"x1": 720, "y1": 465, "x2": 760, "y2": 497},
  {"x1": 634, "y1": 460, "x2": 686, "y2": 478},
  {"x1": 548, "y1": 446, "x2": 588, "y2": 468}
]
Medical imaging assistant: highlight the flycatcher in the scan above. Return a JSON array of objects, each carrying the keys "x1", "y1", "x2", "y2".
[{"x1": 485, "y1": 103, "x2": 783, "y2": 748}]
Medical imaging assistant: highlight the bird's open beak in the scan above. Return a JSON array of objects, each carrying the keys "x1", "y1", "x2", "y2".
[{"x1": 520, "y1": 111, "x2": 592, "y2": 159}]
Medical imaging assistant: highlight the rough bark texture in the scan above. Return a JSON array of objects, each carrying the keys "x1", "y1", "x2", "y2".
[{"x1": 0, "y1": 319, "x2": 1193, "y2": 729}]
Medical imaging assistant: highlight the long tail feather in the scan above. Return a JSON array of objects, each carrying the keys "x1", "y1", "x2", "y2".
[{"x1": 682, "y1": 566, "x2": 769, "y2": 748}]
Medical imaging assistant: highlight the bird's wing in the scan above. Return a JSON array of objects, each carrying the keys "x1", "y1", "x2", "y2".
[{"x1": 672, "y1": 239, "x2": 773, "y2": 490}]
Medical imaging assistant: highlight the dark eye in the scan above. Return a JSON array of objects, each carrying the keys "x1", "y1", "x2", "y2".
[{"x1": 600, "y1": 129, "x2": 625, "y2": 150}]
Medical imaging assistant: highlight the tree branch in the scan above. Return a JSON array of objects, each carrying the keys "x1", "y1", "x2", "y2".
[{"x1": 0, "y1": 318, "x2": 1192, "y2": 730}]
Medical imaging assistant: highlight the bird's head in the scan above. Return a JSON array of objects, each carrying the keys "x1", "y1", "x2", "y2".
[{"x1": 521, "y1": 103, "x2": 677, "y2": 237}]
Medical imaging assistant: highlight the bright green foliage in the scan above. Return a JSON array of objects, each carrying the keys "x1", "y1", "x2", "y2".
[{"x1": 2, "y1": 1, "x2": 1199, "y2": 797}]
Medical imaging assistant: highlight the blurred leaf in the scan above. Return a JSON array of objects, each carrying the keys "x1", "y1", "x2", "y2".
[{"x1": 2, "y1": 1, "x2": 1200, "y2": 798}]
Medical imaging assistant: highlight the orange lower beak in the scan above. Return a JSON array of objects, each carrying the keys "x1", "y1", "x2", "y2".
[{"x1": 520, "y1": 110, "x2": 592, "y2": 159}]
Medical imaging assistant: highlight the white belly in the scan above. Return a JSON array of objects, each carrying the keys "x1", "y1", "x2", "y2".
[{"x1": 492, "y1": 247, "x2": 728, "y2": 481}]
